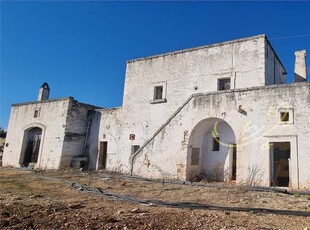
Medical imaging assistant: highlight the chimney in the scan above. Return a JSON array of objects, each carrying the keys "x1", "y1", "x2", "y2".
[
  {"x1": 38, "y1": 82, "x2": 50, "y2": 101},
  {"x1": 294, "y1": 50, "x2": 307, "y2": 82}
]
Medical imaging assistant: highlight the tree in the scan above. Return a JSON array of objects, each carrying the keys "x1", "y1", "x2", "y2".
[{"x1": 0, "y1": 127, "x2": 7, "y2": 138}]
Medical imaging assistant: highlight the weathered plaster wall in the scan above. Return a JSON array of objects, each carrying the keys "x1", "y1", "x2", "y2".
[
  {"x1": 3, "y1": 97, "x2": 97, "y2": 169},
  {"x1": 94, "y1": 35, "x2": 309, "y2": 189},
  {"x1": 60, "y1": 101, "x2": 91, "y2": 167},
  {"x1": 96, "y1": 108, "x2": 128, "y2": 172},
  {"x1": 3, "y1": 98, "x2": 70, "y2": 169},
  {"x1": 86, "y1": 110, "x2": 101, "y2": 170},
  {"x1": 121, "y1": 35, "x2": 269, "y2": 136},
  {"x1": 265, "y1": 40, "x2": 286, "y2": 85},
  {"x1": 126, "y1": 83, "x2": 310, "y2": 190}
]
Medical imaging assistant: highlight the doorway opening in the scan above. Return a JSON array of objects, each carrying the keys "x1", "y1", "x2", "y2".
[
  {"x1": 98, "y1": 141, "x2": 108, "y2": 170},
  {"x1": 270, "y1": 142, "x2": 290, "y2": 187},
  {"x1": 231, "y1": 144, "x2": 237, "y2": 181},
  {"x1": 186, "y1": 117, "x2": 236, "y2": 181},
  {"x1": 22, "y1": 127, "x2": 42, "y2": 167}
]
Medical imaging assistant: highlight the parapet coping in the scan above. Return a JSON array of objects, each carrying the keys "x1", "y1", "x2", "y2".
[
  {"x1": 12, "y1": 82, "x2": 309, "y2": 110},
  {"x1": 195, "y1": 81, "x2": 310, "y2": 97},
  {"x1": 127, "y1": 34, "x2": 266, "y2": 63},
  {"x1": 12, "y1": 97, "x2": 102, "y2": 110},
  {"x1": 95, "y1": 106, "x2": 122, "y2": 112},
  {"x1": 12, "y1": 97, "x2": 74, "y2": 107}
]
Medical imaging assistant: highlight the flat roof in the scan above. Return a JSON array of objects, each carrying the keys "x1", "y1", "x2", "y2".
[
  {"x1": 127, "y1": 34, "x2": 287, "y2": 74},
  {"x1": 127, "y1": 34, "x2": 266, "y2": 63}
]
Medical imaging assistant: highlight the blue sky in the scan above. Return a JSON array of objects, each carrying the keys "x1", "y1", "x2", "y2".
[{"x1": 1, "y1": 1, "x2": 310, "y2": 129}]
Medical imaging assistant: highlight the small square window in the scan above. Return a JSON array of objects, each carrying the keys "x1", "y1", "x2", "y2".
[
  {"x1": 212, "y1": 136, "x2": 220, "y2": 151},
  {"x1": 154, "y1": 86, "x2": 163, "y2": 100},
  {"x1": 278, "y1": 108, "x2": 293, "y2": 125},
  {"x1": 280, "y1": 112, "x2": 289, "y2": 122},
  {"x1": 34, "y1": 109, "x2": 40, "y2": 118},
  {"x1": 218, "y1": 78, "x2": 231, "y2": 91}
]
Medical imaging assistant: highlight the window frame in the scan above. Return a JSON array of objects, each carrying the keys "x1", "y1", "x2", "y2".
[{"x1": 150, "y1": 81, "x2": 167, "y2": 104}]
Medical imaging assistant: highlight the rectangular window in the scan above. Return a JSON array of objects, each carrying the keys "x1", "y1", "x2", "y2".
[
  {"x1": 212, "y1": 136, "x2": 220, "y2": 151},
  {"x1": 154, "y1": 86, "x2": 163, "y2": 100},
  {"x1": 218, "y1": 78, "x2": 231, "y2": 91},
  {"x1": 131, "y1": 145, "x2": 140, "y2": 155},
  {"x1": 191, "y1": 148, "x2": 200, "y2": 165},
  {"x1": 34, "y1": 109, "x2": 40, "y2": 118}
]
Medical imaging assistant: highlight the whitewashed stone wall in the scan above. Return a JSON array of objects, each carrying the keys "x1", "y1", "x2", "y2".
[
  {"x1": 3, "y1": 98, "x2": 70, "y2": 169},
  {"x1": 93, "y1": 35, "x2": 309, "y2": 190},
  {"x1": 130, "y1": 83, "x2": 310, "y2": 190},
  {"x1": 3, "y1": 97, "x2": 94, "y2": 169}
]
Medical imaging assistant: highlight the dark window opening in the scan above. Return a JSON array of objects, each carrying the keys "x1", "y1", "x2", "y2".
[
  {"x1": 154, "y1": 86, "x2": 163, "y2": 100},
  {"x1": 131, "y1": 145, "x2": 140, "y2": 155},
  {"x1": 191, "y1": 148, "x2": 200, "y2": 165},
  {"x1": 212, "y1": 136, "x2": 220, "y2": 151},
  {"x1": 34, "y1": 109, "x2": 40, "y2": 118},
  {"x1": 218, "y1": 78, "x2": 231, "y2": 91},
  {"x1": 280, "y1": 112, "x2": 289, "y2": 122}
]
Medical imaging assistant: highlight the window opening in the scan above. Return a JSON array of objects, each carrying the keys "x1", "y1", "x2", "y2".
[
  {"x1": 212, "y1": 136, "x2": 220, "y2": 151},
  {"x1": 280, "y1": 112, "x2": 289, "y2": 122},
  {"x1": 154, "y1": 86, "x2": 163, "y2": 100},
  {"x1": 218, "y1": 78, "x2": 231, "y2": 91}
]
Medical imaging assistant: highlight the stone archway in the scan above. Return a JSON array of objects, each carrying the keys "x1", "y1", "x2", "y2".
[
  {"x1": 186, "y1": 118, "x2": 236, "y2": 181},
  {"x1": 21, "y1": 127, "x2": 43, "y2": 167}
]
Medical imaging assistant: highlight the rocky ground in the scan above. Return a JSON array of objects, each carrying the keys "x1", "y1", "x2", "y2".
[{"x1": 0, "y1": 167, "x2": 310, "y2": 229}]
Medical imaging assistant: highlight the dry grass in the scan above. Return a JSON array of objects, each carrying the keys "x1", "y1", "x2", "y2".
[{"x1": 0, "y1": 167, "x2": 310, "y2": 229}]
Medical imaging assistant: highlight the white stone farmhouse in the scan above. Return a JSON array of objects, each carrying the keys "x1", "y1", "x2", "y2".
[{"x1": 3, "y1": 34, "x2": 310, "y2": 190}]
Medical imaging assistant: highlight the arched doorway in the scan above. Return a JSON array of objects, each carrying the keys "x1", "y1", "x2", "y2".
[
  {"x1": 186, "y1": 118, "x2": 236, "y2": 181},
  {"x1": 22, "y1": 127, "x2": 42, "y2": 167}
]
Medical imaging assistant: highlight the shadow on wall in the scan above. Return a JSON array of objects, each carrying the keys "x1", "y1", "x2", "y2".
[{"x1": 86, "y1": 111, "x2": 101, "y2": 170}]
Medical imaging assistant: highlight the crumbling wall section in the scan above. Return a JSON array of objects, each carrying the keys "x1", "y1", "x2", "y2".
[{"x1": 60, "y1": 99, "x2": 93, "y2": 168}]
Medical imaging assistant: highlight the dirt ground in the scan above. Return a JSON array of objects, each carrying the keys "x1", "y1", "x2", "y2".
[{"x1": 0, "y1": 167, "x2": 310, "y2": 229}]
